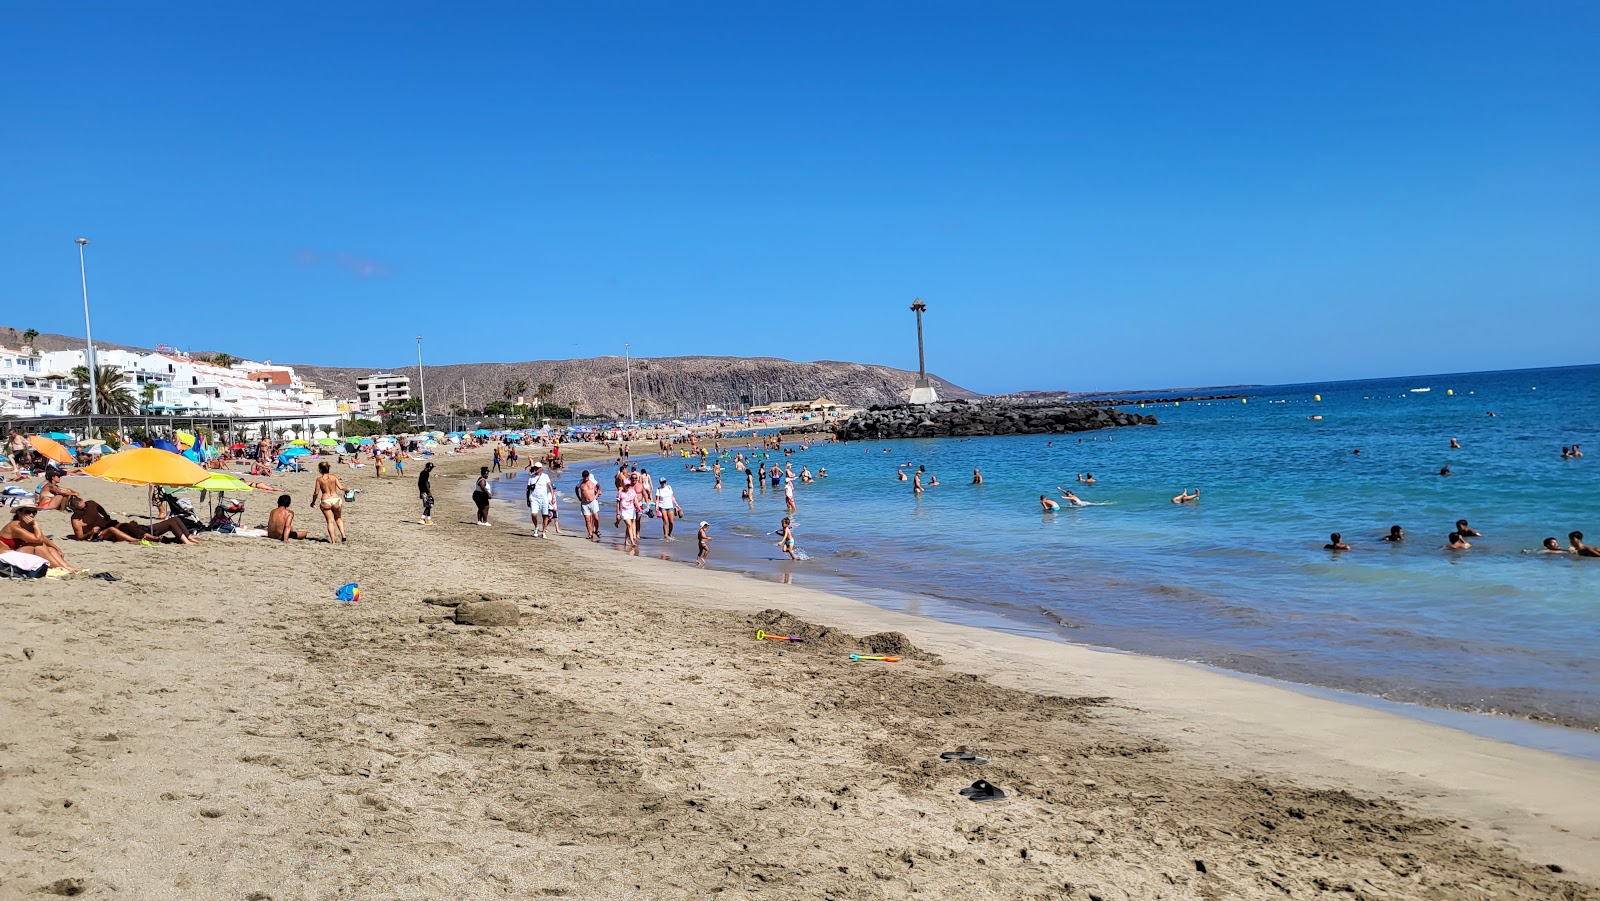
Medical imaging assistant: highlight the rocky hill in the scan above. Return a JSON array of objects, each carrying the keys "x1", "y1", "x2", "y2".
[
  {"x1": 0, "y1": 326, "x2": 977, "y2": 417},
  {"x1": 289, "y1": 356, "x2": 977, "y2": 418}
]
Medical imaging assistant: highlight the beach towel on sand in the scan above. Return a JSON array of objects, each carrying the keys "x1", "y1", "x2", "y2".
[{"x1": 0, "y1": 550, "x2": 50, "y2": 578}]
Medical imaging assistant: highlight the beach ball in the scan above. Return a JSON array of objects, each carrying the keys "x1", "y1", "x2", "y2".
[{"x1": 1314, "y1": 394, "x2": 1322, "y2": 402}]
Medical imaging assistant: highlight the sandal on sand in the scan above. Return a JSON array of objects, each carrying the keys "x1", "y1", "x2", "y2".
[
  {"x1": 959, "y1": 780, "x2": 1007, "y2": 802},
  {"x1": 940, "y1": 750, "x2": 990, "y2": 765}
]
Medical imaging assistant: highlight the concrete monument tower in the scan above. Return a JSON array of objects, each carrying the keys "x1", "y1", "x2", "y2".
[{"x1": 908, "y1": 298, "x2": 940, "y2": 405}]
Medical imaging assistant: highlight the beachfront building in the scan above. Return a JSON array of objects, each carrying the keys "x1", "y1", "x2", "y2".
[
  {"x1": 28, "y1": 349, "x2": 348, "y2": 435},
  {"x1": 0, "y1": 346, "x2": 74, "y2": 417},
  {"x1": 747, "y1": 396, "x2": 841, "y2": 416},
  {"x1": 356, "y1": 372, "x2": 411, "y2": 414}
]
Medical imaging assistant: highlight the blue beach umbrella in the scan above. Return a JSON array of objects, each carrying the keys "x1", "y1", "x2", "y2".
[
  {"x1": 152, "y1": 439, "x2": 180, "y2": 454},
  {"x1": 43, "y1": 431, "x2": 74, "y2": 441},
  {"x1": 281, "y1": 445, "x2": 312, "y2": 457},
  {"x1": 473, "y1": 429, "x2": 491, "y2": 437}
]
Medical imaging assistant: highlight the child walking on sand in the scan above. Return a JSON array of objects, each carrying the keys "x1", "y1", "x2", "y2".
[{"x1": 697, "y1": 521, "x2": 711, "y2": 567}]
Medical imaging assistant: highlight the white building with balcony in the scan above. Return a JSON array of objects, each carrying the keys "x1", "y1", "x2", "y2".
[
  {"x1": 356, "y1": 372, "x2": 411, "y2": 414},
  {"x1": 0, "y1": 346, "x2": 72, "y2": 417}
]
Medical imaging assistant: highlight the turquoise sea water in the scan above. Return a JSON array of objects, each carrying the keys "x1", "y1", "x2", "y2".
[{"x1": 551, "y1": 364, "x2": 1600, "y2": 730}]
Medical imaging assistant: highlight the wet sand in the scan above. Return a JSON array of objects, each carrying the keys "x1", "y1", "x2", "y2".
[{"x1": 2, "y1": 444, "x2": 1598, "y2": 900}]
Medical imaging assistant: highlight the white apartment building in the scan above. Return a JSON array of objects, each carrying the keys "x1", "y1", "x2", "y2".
[
  {"x1": 0, "y1": 346, "x2": 73, "y2": 417},
  {"x1": 356, "y1": 372, "x2": 411, "y2": 414},
  {"x1": 28, "y1": 349, "x2": 349, "y2": 434}
]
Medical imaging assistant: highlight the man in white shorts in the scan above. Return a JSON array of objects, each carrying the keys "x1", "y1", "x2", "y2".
[
  {"x1": 525, "y1": 461, "x2": 554, "y2": 538},
  {"x1": 575, "y1": 470, "x2": 603, "y2": 541}
]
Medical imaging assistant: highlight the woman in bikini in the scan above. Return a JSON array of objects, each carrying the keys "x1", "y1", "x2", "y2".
[
  {"x1": 1, "y1": 506, "x2": 78, "y2": 572},
  {"x1": 36, "y1": 472, "x2": 80, "y2": 511},
  {"x1": 309, "y1": 461, "x2": 351, "y2": 543}
]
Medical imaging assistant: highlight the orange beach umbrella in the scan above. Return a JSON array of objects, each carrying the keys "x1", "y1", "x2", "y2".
[
  {"x1": 83, "y1": 447, "x2": 210, "y2": 487},
  {"x1": 28, "y1": 435, "x2": 75, "y2": 465}
]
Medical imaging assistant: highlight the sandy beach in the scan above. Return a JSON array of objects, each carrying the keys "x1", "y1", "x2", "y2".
[{"x1": 3, "y1": 445, "x2": 1598, "y2": 900}]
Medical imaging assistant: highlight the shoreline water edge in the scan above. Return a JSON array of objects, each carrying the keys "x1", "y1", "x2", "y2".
[{"x1": 500, "y1": 364, "x2": 1600, "y2": 736}]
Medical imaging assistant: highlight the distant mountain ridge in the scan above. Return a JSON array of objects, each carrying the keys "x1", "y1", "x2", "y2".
[
  {"x1": 0, "y1": 326, "x2": 978, "y2": 417},
  {"x1": 289, "y1": 356, "x2": 977, "y2": 418}
]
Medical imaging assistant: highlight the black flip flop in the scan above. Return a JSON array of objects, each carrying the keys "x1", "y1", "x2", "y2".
[
  {"x1": 92, "y1": 572, "x2": 121, "y2": 582},
  {"x1": 939, "y1": 750, "x2": 990, "y2": 765},
  {"x1": 959, "y1": 779, "x2": 1007, "y2": 802}
]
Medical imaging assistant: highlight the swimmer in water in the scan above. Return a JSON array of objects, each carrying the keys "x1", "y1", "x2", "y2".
[
  {"x1": 1172, "y1": 488, "x2": 1200, "y2": 504},
  {"x1": 1439, "y1": 464, "x2": 1452, "y2": 476},
  {"x1": 1353, "y1": 448, "x2": 1361, "y2": 455},
  {"x1": 1445, "y1": 532, "x2": 1471, "y2": 550},
  {"x1": 972, "y1": 469, "x2": 982, "y2": 485},
  {"x1": 1571, "y1": 531, "x2": 1600, "y2": 557},
  {"x1": 1449, "y1": 437, "x2": 1460, "y2": 449},
  {"x1": 1383, "y1": 525, "x2": 1404, "y2": 542},
  {"x1": 897, "y1": 468, "x2": 907, "y2": 481},
  {"x1": 1325, "y1": 532, "x2": 1351, "y2": 551},
  {"x1": 1040, "y1": 495, "x2": 1060, "y2": 512},
  {"x1": 1523, "y1": 537, "x2": 1566, "y2": 555},
  {"x1": 1055, "y1": 487, "x2": 1088, "y2": 507},
  {"x1": 1455, "y1": 519, "x2": 1481, "y2": 538},
  {"x1": 1573, "y1": 444, "x2": 1584, "y2": 458}
]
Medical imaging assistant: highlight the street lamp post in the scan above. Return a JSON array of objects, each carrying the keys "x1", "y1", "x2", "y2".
[
  {"x1": 416, "y1": 335, "x2": 428, "y2": 429},
  {"x1": 75, "y1": 237, "x2": 99, "y2": 433},
  {"x1": 908, "y1": 298, "x2": 939, "y2": 405},
  {"x1": 624, "y1": 343, "x2": 635, "y2": 423}
]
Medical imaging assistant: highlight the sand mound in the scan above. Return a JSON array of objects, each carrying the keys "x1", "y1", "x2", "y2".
[{"x1": 749, "y1": 609, "x2": 941, "y2": 662}]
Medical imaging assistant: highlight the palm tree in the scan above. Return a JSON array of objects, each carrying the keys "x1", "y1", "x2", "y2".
[
  {"x1": 68, "y1": 365, "x2": 138, "y2": 415},
  {"x1": 536, "y1": 382, "x2": 555, "y2": 406},
  {"x1": 140, "y1": 383, "x2": 157, "y2": 414},
  {"x1": 212, "y1": 353, "x2": 237, "y2": 369},
  {"x1": 21, "y1": 328, "x2": 39, "y2": 348}
]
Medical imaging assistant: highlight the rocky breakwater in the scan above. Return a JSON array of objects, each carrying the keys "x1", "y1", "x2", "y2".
[{"x1": 832, "y1": 400, "x2": 1156, "y2": 440}]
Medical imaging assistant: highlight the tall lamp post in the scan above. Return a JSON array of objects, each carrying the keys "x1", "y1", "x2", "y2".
[
  {"x1": 75, "y1": 237, "x2": 100, "y2": 432},
  {"x1": 908, "y1": 298, "x2": 939, "y2": 405},
  {"x1": 624, "y1": 342, "x2": 635, "y2": 423},
  {"x1": 416, "y1": 335, "x2": 428, "y2": 429}
]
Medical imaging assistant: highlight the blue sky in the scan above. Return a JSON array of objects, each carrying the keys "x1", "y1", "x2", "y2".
[{"x1": 3, "y1": 2, "x2": 1595, "y2": 394}]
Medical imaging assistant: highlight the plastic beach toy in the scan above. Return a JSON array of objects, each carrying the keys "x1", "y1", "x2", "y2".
[
  {"x1": 755, "y1": 629, "x2": 803, "y2": 642},
  {"x1": 335, "y1": 582, "x2": 360, "y2": 603},
  {"x1": 849, "y1": 654, "x2": 901, "y2": 662}
]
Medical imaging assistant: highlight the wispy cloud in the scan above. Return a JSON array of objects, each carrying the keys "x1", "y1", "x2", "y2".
[
  {"x1": 291, "y1": 248, "x2": 391, "y2": 279},
  {"x1": 336, "y1": 252, "x2": 390, "y2": 279}
]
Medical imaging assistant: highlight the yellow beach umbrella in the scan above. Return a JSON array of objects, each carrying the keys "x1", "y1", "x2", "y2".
[
  {"x1": 84, "y1": 447, "x2": 210, "y2": 487},
  {"x1": 176, "y1": 430, "x2": 196, "y2": 448},
  {"x1": 28, "y1": 435, "x2": 75, "y2": 465},
  {"x1": 189, "y1": 472, "x2": 255, "y2": 492}
]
